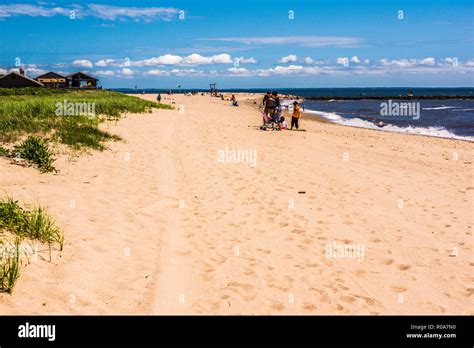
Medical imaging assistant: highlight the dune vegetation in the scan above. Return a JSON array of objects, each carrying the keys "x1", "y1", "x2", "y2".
[
  {"x1": 0, "y1": 196, "x2": 64, "y2": 293},
  {"x1": 0, "y1": 88, "x2": 171, "y2": 152}
]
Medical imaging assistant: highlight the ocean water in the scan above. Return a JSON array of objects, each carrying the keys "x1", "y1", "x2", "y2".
[
  {"x1": 299, "y1": 99, "x2": 474, "y2": 141},
  {"x1": 113, "y1": 87, "x2": 474, "y2": 97},
  {"x1": 112, "y1": 87, "x2": 474, "y2": 141}
]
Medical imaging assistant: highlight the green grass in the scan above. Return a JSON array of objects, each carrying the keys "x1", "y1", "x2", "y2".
[
  {"x1": 0, "y1": 197, "x2": 64, "y2": 293},
  {"x1": 26, "y1": 206, "x2": 64, "y2": 249},
  {"x1": 54, "y1": 123, "x2": 121, "y2": 151},
  {"x1": 13, "y1": 136, "x2": 56, "y2": 173},
  {"x1": 0, "y1": 88, "x2": 172, "y2": 150},
  {"x1": 0, "y1": 238, "x2": 21, "y2": 293},
  {"x1": 0, "y1": 145, "x2": 9, "y2": 157},
  {"x1": 0, "y1": 197, "x2": 63, "y2": 249}
]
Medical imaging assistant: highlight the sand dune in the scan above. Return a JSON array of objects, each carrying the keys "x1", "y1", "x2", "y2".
[{"x1": 0, "y1": 93, "x2": 472, "y2": 314}]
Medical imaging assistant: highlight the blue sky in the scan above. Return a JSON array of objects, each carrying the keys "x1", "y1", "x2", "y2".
[{"x1": 0, "y1": 0, "x2": 473, "y2": 88}]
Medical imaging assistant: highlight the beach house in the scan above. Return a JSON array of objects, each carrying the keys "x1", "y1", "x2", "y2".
[
  {"x1": 66, "y1": 72, "x2": 99, "y2": 88},
  {"x1": 0, "y1": 69, "x2": 44, "y2": 88},
  {"x1": 0, "y1": 69, "x2": 100, "y2": 89},
  {"x1": 35, "y1": 71, "x2": 67, "y2": 88}
]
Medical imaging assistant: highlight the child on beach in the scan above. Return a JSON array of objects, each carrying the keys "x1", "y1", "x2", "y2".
[
  {"x1": 291, "y1": 101, "x2": 301, "y2": 130},
  {"x1": 279, "y1": 116, "x2": 288, "y2": 130}
]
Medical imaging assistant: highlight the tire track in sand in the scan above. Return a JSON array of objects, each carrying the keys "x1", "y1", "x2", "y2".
[{"x1": 148, "y1": 107, "x2": 197, "y2": 314}]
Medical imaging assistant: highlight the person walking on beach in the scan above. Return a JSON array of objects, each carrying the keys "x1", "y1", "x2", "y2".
[
  {"x1": 157, "y1": 94, "x2": 162, "y2": 102},
  {"x1": 291, "y1": 101, "x2": 301, "y2": 130}
]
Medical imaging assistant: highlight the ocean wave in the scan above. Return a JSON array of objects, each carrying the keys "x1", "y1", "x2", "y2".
[
  {"x1": 304, "y1": 109, "x2": 474, "y2": 142},
  {"x1": 421, "y1": 106, "x2": 457, "y2": 110}
]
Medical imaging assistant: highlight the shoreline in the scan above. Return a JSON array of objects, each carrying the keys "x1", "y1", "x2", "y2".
[{"x1": 244, "y1": 93, "x2": 473, "y2": 143}]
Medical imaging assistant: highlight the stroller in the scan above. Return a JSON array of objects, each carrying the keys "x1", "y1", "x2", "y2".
[
  {"x1": 260, "y1": 104, "x2": 289, "y2": 131},
  {"x1": 260, "y1": 106, "x2": 284, "y2": 131}
]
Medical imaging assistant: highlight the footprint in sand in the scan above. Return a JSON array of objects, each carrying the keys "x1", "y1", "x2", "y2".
[
  {"x1": 391, "y1": 285, "x2": 407, "y2": 293},
  {"x1": 340, "y1": 295, "x2": 357, "y2": 304},
  {"x1": 397, "y1": 264, "x2": 412, "y2": 271},
  {"x1": 303, "y1": 302, "x2": 317, "y2": 311},
  {"x1": 270, "y1": 302, "x2": 285, "y2": 311},
  {"x1": 226, "y1": 282, "x2": 256, "y2": 302}
]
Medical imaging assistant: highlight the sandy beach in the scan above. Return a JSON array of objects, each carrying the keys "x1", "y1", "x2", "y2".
[{"x1": 0, "y1": 92, "x2": 472, "y2": 315}]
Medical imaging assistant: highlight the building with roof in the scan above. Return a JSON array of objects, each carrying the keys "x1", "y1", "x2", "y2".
[
  {"x1": 35, "y1": 71, "x2": 67, "y2": 88},
  {"x1": 0, "y1": 70, "x2": 44, "y2": 88},
  {"x1": 66, "y1": 72, "x2": 99, "y2": 88}
]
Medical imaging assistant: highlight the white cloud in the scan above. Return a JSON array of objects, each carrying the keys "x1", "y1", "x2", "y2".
[
  {"x1": 419, "y1": 57, "x2": 435, "y2": 65},
  {"x1": 92, "y1": 53, "x2": 234, "y2": 68},
  {"x1": 256, "y1": 65, "x2": 323, "y2": 76},
  {"x1": 95, "y1": 70, "x2": 115, "y2": 77},
  {"x1": 350, "y1": 56, "x2": 361, "y2": 63},
  {"x1": 72, "y1": 59, "x2": 93, "y2": 68},
  {"x1": 146, "y1": 69, "x2": 170, "y2": 76},
  {"x1": 38, "y1": 56, "x2": 474, "y2": 80},
  {"x1": 119, "y1": 68, "x2": 134, "y2": 76},
  {"x1": 95, "y1": 59, "x2": 115, "y2": 67},
  {"x1": 133, "y1": 54, "x2": 183, "y2": 66},
  {"x1": 26, "y1": 67, "x2": 46, "y2": 76},
  {"x1": 200, "y1": 35, "x2": 362, "y2": 48},
  {"x1": 87, "y1": 4, "x2": 181, "y2": 22},
  {"x1": 0, "y1": 4, "x2": 183, "y2": 22},
  {"x1": 169, "y1": 69, "x2": 205, "y2": 76},
  {"x1": 379, "y1": 57, "x2": 436, "y2": 68},
  {"x1": 0, "y1": 4, "x2": 69, "y2": 18},
  {"x1": 227, "y1": 67, "x2": 249, "y2": 74},
  {"x1": 182, "y1": 53, "x2": 232, "y2": 65},
  {"x1": 279, "y1": 55, "x2": 297, "y2": 63}
]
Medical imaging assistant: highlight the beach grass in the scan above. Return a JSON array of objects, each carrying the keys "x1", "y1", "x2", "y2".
[
  {"x1": 0, "y1": 238, "x2": 21, "y2": 293},
  {"x1": 0, "y1": 196, "x2": 64, "y2": 292},
  {"x1": 0, "y1": 88, "x2": 171, "y2": 150},
  {"x1": 0, "y1": 145, "x2": 8, "y2": 156},
  {"x1": 13, "y1": 136, "x2": 57, "y2": 173},
  {"x1": 0, "y1": 197, "x2": 64, "y2": 249}
]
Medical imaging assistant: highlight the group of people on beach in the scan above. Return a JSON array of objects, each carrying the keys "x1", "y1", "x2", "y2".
[{"x1": 261, "y1": 91, "x2": 301, "y2": 131}]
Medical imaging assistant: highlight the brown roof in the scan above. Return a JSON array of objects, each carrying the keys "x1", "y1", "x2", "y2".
[
  {"x1": 66, "y1": 72, "x2": 98, "y2": 81},
  {"x1": 35, "y1": 71, "x2": 65, "y2": 79},
  {"x1": 0, "y1": 71, "x2": 44, "y2": 87}
]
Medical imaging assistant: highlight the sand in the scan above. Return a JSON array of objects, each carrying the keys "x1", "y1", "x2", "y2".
[{"x1": 0, "y1": 93, "x2": 472, "y2": 315}]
